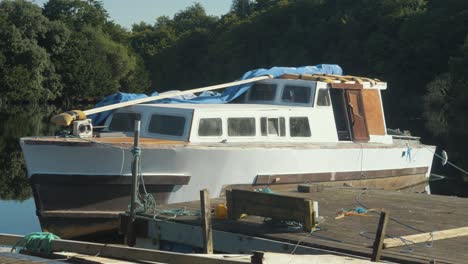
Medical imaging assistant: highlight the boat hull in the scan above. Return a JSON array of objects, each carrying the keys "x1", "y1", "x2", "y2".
[{"x1": 21, "y1": 138, "x2": 435, "y2": 238}]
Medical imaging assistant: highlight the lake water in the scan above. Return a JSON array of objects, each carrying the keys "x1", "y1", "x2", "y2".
[
  {"x1": 0, "y1": 199, "x2": 40, "y2": 235},
  {"x1": 0, "y1": 103, "x2": 466, "y2": 236}
]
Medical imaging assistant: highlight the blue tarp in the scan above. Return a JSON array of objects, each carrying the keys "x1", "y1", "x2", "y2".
[{"x1": 90, "y1": 64, "x2": 343, "y2": 125}]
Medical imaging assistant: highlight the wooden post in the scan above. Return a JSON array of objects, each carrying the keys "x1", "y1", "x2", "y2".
[
  {"x1": 200, "y1": 189, "x2": 213, "y2": 254},
  {"x1": 371, "y1": 211, "x2": 389, "y2": 262},
  {"x1": 303, "y1": 199, "x2": 315, "y2": 232},
  {"x1": 125, "y1": 120, "x2": 141, "y2": 247}
]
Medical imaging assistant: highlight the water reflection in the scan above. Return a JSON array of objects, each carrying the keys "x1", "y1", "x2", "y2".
[
  {"x1": 0, "y1": 198, "x2": 40, "y2": 234},
  {"x1": 0, "y1": 104, "x2": 59, "y2": 201}
]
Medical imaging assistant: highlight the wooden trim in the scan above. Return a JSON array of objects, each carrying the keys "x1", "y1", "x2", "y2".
[
  {"x1": 254, "y1": 167, "x2": 428, "y2": 185},
  {"x1": 330, "y1": 83, "x2": 364, "y2": 89},
  {"x1": 30, "y1": 174, "x2": 190, "y2": 185}
]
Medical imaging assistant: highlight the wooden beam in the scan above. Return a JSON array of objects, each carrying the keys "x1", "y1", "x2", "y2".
[
  {"x1": 383, "y1": 226, "x2": 468, "y2": 249},
  {"x1": 371, "y1": 211, "x2": 389, "y2": 262},
  {"x1": 226, "y1": 189, "x2": 316, "y2": 232},
  {"x1": 200, "y1": 189, "x2": 214, "y2": 254},
  {"x1": 330, "y1": 83, "x2": 364, "y2": 89},
  {"x1": 0, "y1": 233, "x2": 247, "y2": 264}
]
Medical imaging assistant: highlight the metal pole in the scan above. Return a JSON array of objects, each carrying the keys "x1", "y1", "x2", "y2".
[{"x1": 125, "y1": 119, "x2": 141, "y2": 246}]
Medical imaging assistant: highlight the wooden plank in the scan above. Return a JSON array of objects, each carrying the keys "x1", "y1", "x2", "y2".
[
  {"x1": 200, "y1": 189, "x2": 214, "y2": 254},
  {"x1": 383, "y1": 227, "x2": 468, "y2": 249},
  {"x1": 361, "y1": 89, "x2": 385, "y2": 136},
  {"x1": 0, "y1": 234, "x2": 247, "y2": 264},
  {"x1": 227, "y1": 189, "x2": 316, "y2": 232},
  {"x1": 371, "y1": 211, "x2": 389, "y2": 262},
  {"x1": 330, "y1": 83, "x2": 364, "y2": 89}
]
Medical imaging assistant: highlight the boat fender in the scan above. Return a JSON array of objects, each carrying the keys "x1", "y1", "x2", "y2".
[{"x1": 50, "y1": 110, "x2": 87, "y2": 126}]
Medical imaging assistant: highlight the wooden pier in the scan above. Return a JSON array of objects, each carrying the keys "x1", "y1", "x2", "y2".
[
  {"x1": 120, "y1": 187, "x2": 468, "y2": 264},
  {"x1": 0, "y1": 233, "x2": 373, "y2": 263}
]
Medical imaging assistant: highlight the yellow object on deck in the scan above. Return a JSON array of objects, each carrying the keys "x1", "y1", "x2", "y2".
[
  {"x1": 214, "y1": 203, "x2": 228, "y2": 219},
  {"x1": 50, "y1": 110, "x2": 87, "y2": 126}
]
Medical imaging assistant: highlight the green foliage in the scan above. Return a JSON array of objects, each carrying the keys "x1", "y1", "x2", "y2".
[
  {"x1": 43, "y1": 0, "x2": 108, "y2": 30},
  {"x1": 0, "y1": 0, "x2": 66, "y2": 102}
]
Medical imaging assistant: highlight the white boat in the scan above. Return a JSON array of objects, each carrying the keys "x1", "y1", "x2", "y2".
[{"x1": 20, "y1": 73, "x2": 435, "y2": 238}]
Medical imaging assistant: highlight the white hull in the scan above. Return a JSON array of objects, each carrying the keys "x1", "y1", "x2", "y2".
[{"x1": 21, "y1": 139, "x2": 435, "y2": 204}]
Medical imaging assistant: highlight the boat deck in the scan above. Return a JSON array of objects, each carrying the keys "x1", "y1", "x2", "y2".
[
  {"x1": 128, "y1": 187, "x2": 468, "y2": 264},
  {"x1": 21, "y1": 136, "x2": 428, "y2": 149}
]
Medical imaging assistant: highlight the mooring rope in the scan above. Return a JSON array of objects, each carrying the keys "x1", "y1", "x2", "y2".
[
  {"x1": 355, "y1": 190, "x2": 435, "y2": 252},
  {"x1": 11, "y1": 232, "x2": 60, "y2": 254}
]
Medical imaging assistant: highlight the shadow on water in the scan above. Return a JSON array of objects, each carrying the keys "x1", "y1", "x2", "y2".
[{"x1": 0, "y1": 104, "x2": 62, "y2": 201}]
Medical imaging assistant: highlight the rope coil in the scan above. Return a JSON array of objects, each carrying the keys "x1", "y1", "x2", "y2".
[{"x1": 11, "y1": 232, "x2": 60, "y2": 254}]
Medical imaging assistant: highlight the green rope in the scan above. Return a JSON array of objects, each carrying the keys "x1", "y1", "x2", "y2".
[{"x1": 11, "y1": 232, "x2": 60, "y2": 254}]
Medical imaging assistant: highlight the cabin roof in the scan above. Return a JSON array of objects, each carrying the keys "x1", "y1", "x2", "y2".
[{"x1": 132, "y1": 103, "x2": 311, "y2": 111}]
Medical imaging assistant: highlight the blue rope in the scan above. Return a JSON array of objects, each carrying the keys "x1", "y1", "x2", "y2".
[{"x1": 11, "y1": 232, "x2": 60, "y2": 254}]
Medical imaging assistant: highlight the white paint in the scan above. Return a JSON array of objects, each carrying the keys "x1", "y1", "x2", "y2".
[{"x1": 20, "y1": 139, "x2": 436, "y2": 204}]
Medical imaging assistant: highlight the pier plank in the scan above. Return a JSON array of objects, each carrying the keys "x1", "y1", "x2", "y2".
[{"x1": 137, "y1": 188, "x2": 468, "y2": 264}]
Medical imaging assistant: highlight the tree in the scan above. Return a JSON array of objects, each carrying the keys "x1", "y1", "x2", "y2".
[{"x1": 0, "y1": 0, "x2": 68, "y2": 102}]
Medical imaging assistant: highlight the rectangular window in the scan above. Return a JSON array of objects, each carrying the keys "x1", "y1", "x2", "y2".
[
  {"x1": 290, "y1": 117, "x2": 311, "y2": 137},
  {"x1": 198, "y1": 118, "x2": 222, "y2": 136},
  {"x1": 282, "y1": 85, "x2": 313, "y2": 104},
  {"x1": 148, "y1": 114, "x2": 185, "y2": 136},
  {"x1": 228, "y1": 118, "x2": 255, "y2": 136},
  {"x1": 317, "y1": 89, "x2": 331, "y2": 106},
  {"x1": 109, "y1": 113, "x2": 141, "y2": 132},
  {"x1": 249, "y1": 83, "x2": 277, "y2": 101},
  {"x1": 260, "y1": 117, "x2": 286, "y2": 137}
]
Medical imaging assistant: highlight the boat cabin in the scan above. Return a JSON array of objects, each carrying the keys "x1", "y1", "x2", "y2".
[{"x1": 102, "y1": 74, "x2": 391, "y2": 144}]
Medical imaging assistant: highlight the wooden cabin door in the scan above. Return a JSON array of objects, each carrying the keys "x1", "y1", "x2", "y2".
[{"x1": 345, "y1": 90, "x2": 369, "y2": 141}]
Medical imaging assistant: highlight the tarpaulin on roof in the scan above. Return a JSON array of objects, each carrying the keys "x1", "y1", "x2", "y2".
[{"x1": 90, "y1": 64, "x2": 343, "y2": 125}]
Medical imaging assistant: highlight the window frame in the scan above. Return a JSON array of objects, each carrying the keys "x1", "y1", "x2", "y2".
[
  {"x1": 281, "y1": 84, "x2": 314, "y2": 106},
  {"x1": 260, "y1": 117, "x2": 286, "y2": 137},
  {"x1": 108, "y1": 112, "x2": 142, "y2": 132},
  {"x1": 246, "y1": 83, "x2": 278, "y2": 103}
]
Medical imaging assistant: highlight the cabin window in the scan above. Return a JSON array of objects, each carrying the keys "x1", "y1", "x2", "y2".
[
  {"x1": 198, "y1": 118, "x2": 222, "y2": 136},
  {"x1": 228, "y1": 118, "x2": 255, "y2": 136},
  {"x1": 261, "y1": 117, "x2": 286, "y2": 136},
  {"x1": 290, "y1": 117, "x2": 311, "y2": 137},
  {"x1": 109, "y1": 113, "x2": 141, "y2": 132},
  {"x1": 317, "y1": 89, "x2": 331, "y2": 106},
  {"x1": 249, "y1": 83, "x2": 277, "y2": 101},
  {"x1": 148, "y1": 114, "x2": 185, "y2": 136},
  {"x1": 282, "y1": 85, "x2": 312, "y2": 104}
]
